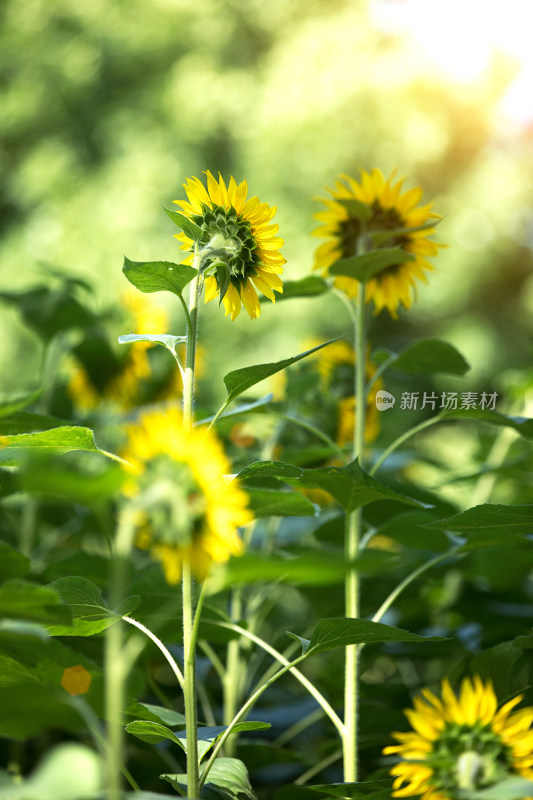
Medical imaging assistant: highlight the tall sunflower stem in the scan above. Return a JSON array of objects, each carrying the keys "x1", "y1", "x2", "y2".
[
  {"x1": 343, "y1": 282, "x2": 367, "y2": 783},
  {"x1": 105, "y1": 509, "x2": 136, "y2": 800},
  {"x1": 182, "y1": 562, "x2": 200, "y2": 798}
]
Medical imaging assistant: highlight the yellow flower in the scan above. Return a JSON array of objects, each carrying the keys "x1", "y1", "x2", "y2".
[
  {"x1": 67, "y1": 291, "x2": 169, "y2": 411},
  {"x1": 313, "y1": 339, "x2": 383, "y2": 446},
  {"x1": 383, "y1": 677, "x2": 533, "y2": 800},
  {"x1": 122, "y1": 407, "x2": 252, "y2": 582},
  {"x1": 313, "y1": 168, "x2": 442, "y2": 318},
  {"x1": 173, "y1": 171, "x2": 285, "y2": 321}
]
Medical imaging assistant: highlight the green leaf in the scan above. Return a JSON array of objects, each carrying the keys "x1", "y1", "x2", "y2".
[
  {"x1": 118, "y1": 333, "x2": 186, "y2": 353},
  {"x1": 287, "y1": 617, "x2": 446, "y2": 657},
  {"x1": 0, "y1": 387, "x2": 43, "y2": 419},
  {"x1": 273, "y1": 276, "x2": 329, "y2": 301},
  {"x1": 0, "y1": 542, "x2": 30, "y2": 579},
  {"x1": 0, "y1": 426, "x2": 99, "y2": 465},
  {"x1": 46, "y1": 576, "x2": 139, "y2": 636},
  {"x1": 21, "y1": 459, "x2": 125, "y2": 505},
  {"x1": 197, "y1": 395, "x2": 273, "y2": 426},
  {"x1": 162, "y1": 757, "x2": 256, "y2": 799},
  {"x1": 125, "y1": 719, "x2": 184, "y2": 747},
  {"x1": 0, "y1": 581, "x2": 71, "y2": 626},
  {"x1": 336, "y1": 197, "x2": 372, "y2": 221},
  {"x1": 0, "y1": 412, "x2": 66, "y2": 436},
  {"x1": 368, "y1": 219, "x2": 440, "y2": 246},
  {"x1": 0, "y1": 286, "x2": 96, "y2": 341},
  {"x1": 441, "y1": 408, "x2": 533, "y2": 440},
  {"x1": 246, "y1": 488, "x2": 317, "y2": 518},
  {"x1": 128, "y1": 720, "x2": 269, "y2": 761},
  {"x1": 237, "y1": 461, "x2": 303, "y2": 480},
  {"x1": 0, "y1": 743, "x2": 102, "y2": 800},
  {"x1": 164, "y1": 207, "x2": 204, "y2": 241},
  {"x1": 293, "y1": 459, "x2": 429, "y2": 513},
  {"x1": 210, "y1": 551, "x2": 347, "y2": 590},
  {"x1": 174, "y1": 722, "x2": 271, "y2": 761},
  {"x1": 390, "y1": 339, "x2": 470, "y2": 375},
  {"x1": 329, "y1": 248, "x2": 415, "y2": 283},
  {"x1": 426, "y1": 504, "x2": 533, "y2": 546},
  {"x1": 123, "y1": 256, "x2": 198, "y2": 297},
  {"x1": 0, "y1": 620, "x2": 50, "y2": 642},
  {"x1": 127, "y1": 702, "x2": 186, "y2": 728},
  {"x1": 223, "y1": 339, "x2": 341, "y2": 406}
]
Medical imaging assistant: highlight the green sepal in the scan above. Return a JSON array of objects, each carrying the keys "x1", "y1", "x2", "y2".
[
  {"x1": 335, "y1": 197, "x2": 372, "y2": 222},
  {"x1": 164, "y1": 207, "x2": 204, "y2": 242},
  {"x1": 368, "y1": 218, "x2": 441, "y2": 246},
  {"x1": 215, "y1": 261, "x2": 231, "y2": 304},
  {"x1": 123, "y1": 257, "x2": 198, "y2": 297},
  {"x1": 329, "y1": 247, "x2": 416, "y2": 283}
]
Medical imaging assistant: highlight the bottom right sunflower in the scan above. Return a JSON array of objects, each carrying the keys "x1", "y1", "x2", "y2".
[{"x1": 383, "y1": 677, "x2": 533, "y2": 799}]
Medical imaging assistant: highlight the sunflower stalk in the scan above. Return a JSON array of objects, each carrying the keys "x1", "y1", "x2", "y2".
[{"x1": 343, "y1": 277, "x2": 367, "y2": 783}]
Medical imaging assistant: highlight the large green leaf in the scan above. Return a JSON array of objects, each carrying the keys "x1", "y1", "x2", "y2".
[
  {"x1": 223, "y1": 339, "x2": 340, "y2": 405},
  {"x1": 0, "y1": 286, "x2": 96, "y2": 341},
  {"x1": 0, "y1": 581, "x2": 71, "y2": 626},
  {"x1": 127, "y1": 720, "x2": 269, "y2": 761},
  {"x1": 293, "y1": 459, "x2": 429, "y2": 513},
  {"x1": 441, "y1": 408, "x2": 533, "y2": 440},
  {"x1": 162, "y1": 757, "x2": 255, "y2": 800},
  {"x1": 287, "y1": 618, "x2": 446, "y2": 657},
  {"x1": 273, "y1": 276, "x2": 329, "y2": 301},
  {"x1": 329, "y1": 248, "x2": 415, "y2": 283},
  {"x1": 21, "y1": 459, "x2": 125, "y2": 505},
  {"x1": 246, "y1": 488, "x2": 317, "y2": 518},
  {"x1": 127, "y1": 702, "x2": 186, "y2": 728},
  {"x1": 211, "y1": 551, "x2": 347, "y2": 588},
  {"x1": 467, "y1": 777, "x2": 533, "y2": 800},
  {"x1": 46, "y1": 576, "x2": 139, "y2": 636},
  {"x1": 426, "y1": 504, "x2": 533, "y2": 546},
  {"x1": 123, "y1": 257, "x2": 197, "y2": 297},
  {"x1": 0, "y1": 426, "x2": 99, "y2": 465},
  {"x1": 389, "y1": 339, "x2": 470, "y2": 375}
]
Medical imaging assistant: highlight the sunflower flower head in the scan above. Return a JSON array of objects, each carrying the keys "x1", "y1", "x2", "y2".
[
  {"x1": 383, "y1": 677, "x2": 533, "y2": 800},
  {"x1": 122, "y1": 407, "x2": 252, "y2": 582},
  {"x1": 173, "y1": 171, "x2": 285, "y2": 321},
  {"x1": 313, "y1": 168, "x2": 442, "y2": 318}
]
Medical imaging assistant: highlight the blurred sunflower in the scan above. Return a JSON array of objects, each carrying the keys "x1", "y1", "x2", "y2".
[
  {"x1": 122, "y1": 407, "x2": 252, "y2": 582},
  {"x1": 173, "y1": 171, "x2": 285, "y2": 321},
  {"x1": 384, "y1": 677, "x2": 533, "y2": 799},
  {"x1": 313, "y1": 168, "x2": 441, "y2": 318},
  {"x1": 67, "y1": 290, "x2": 185, "y2": 411},
  {"x1": 315, "y1": 340, "x2": 382, "y2": 446}
]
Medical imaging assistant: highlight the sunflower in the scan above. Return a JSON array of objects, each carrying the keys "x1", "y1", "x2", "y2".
[
  {"x1": 67, "y1": 290, "x2": 170, "y2": 411},
  {"x1": 122, "y1": 407, "x2": 252, "y2": 582},
  {"x1": 173, "y1": 171, "x2": 285, "y2": 321},
  {"x1": 313, "y1": 168, "x2": 442, "y2": 318},
  {"x1": 383, "y1": 677, "x2": 533, "y2": 800}
]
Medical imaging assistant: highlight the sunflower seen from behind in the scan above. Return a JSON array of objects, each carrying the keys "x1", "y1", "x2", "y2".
[
  {"x1": 383, "y1": 676, "x2": 533, "y2": 800},
  {"x1": 173, "y1": 171, "x2": 285, "y2": 321},
  {"x1": 122, "y1": 407, "x2": 252, "y2": 582},
  {"x1": 313, "y1": 168, "x2": 442, "y2": 318}
]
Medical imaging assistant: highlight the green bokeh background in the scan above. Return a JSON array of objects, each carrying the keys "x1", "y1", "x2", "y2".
[{"x1": 2, "y1": 0, "x2": 532, "y2": 402}]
